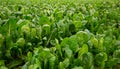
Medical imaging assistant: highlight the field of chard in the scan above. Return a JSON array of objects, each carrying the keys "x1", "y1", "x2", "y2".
[{"x1": 0, "y1": 0, "x2": 120, "y2": 69}]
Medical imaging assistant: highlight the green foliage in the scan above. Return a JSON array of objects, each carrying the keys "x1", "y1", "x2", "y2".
[{"x1": 0, "y1": 0, "x2": 120, "y2": 69}]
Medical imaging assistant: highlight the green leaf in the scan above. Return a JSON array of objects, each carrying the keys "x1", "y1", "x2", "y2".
[
  {"x1": 0, "y1": 66, "x2": 8, "y2": 69},
  {"x1": 17, "y1": 20, "x2": 30, "y2": 28},
  {"x1": 90, "y1": 37, "x2": 98, "y2": 48},
  {"x1": 61, "y1": 36, "x2": 79, "y2": 53},
  {"x1": 99, "y1": 37, "x2": 104, "y2": 50},
  {"x1": 49, "y1": 55, "x2": 56, "y2": 69},
  {"x1": 16, "y1": 38, "x2": 25, "y2": 47},
  {"x1": 27, "y1": 51, "x2": 33, "y2": 61},
  {"x1": 39, "y1": 15, "x2": 50, "y2": 25},
  {"x1": 28, "y1": 64, "x2": 41, "y2": 69},
  {"x1": 82, "y1": 52, "x2": 93, "y2": 68},
  {"x1": 0, "y1": 33, "x2": 4, "y2": 46},
  {"x1": 69, "y1": 35, "x2": 79, "y2": 52},
  {"x1": 39, "y1": 48, "x2": 52, "y2": 61},
  {"x1": 58, "y1": 62, "x2": 65, "y2": 69},
  {"x1": 21, "y1": 25, "x2": 30, "y2": 34},
  {"x1": 56, "y1": 44, "x2": 62, "y2": 57},
  {"x1": 78, "y1": 44, "x2": 88, "y2": 57},
  {"x1": 95, "y1": 52, "x2": 108, "y2": 68},
  {"x1": 63, "y1": 58, "x2": 70, "y2": 68},
  {"x1": 10, "y1": 46, "x2": 22, "y2": 58},
  {"x1": 95, "y1": 52, "x2": 108, "y2": 62},
  {"x1": 0, "y1": 60, "x2": 5, "y2": 66},
  {"x1": 31, "y1": 28, "x2": 37, "y2": 37},
  {"x1": 64, "y1": 47, "x2": 73, "y2": 58},
  {"x1": 8, "y1": 60, "x2": 23, "y2": 69},
  {"x1": 42, "y1": 24, "x2": 50, "y2": 35},
  {"x1": 106, "y1": 58, "x2": 118, "y2": 67},
  {"x1": 76, "y1": 31, "x2": 89, "y2": 45},
  {"x1": 113, "y1": 49, "x2": 120, "y2": 58},
  {"x1": 22, "y1": 62, "x2": 29, "y2": 69},
  {"x1": 72, "y1": 66, "x2": 83, "y2": 69}
]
